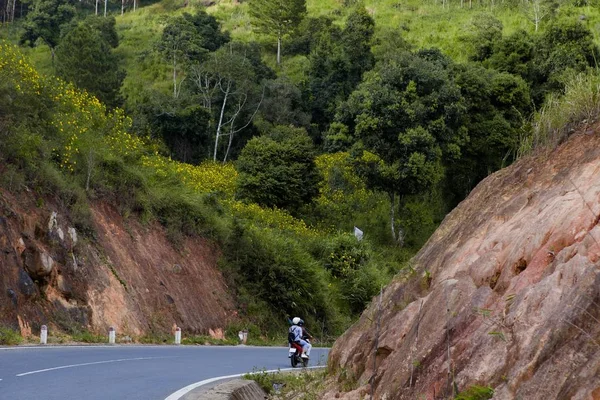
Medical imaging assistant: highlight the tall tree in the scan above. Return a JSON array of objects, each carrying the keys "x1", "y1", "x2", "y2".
[
  {"x1": 191, "y1": 43, "x2": 269, "y2": 162},
  {"x1": 307, "y1": 6, "x2": 375, "y2": 132},
  {"x1": 334, "y1": 49, "x2": 465, "y2": 244},
  {"x1": 521, "y1": 0, "x2": 559, "y2": 31},
  {"x1": 19, "y1": 0, "x2": 76, "y2": 64},
  {"x1": 55, "y1": 24, "x2": 124, "y2": 107},
  {"x1": 158, "y1": 11, "x2": 229, "y2": 98},
  {"x1": 249, "y1": 0, "x2": 306, "y2": 65}
]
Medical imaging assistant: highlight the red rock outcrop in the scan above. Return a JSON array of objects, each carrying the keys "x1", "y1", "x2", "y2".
[
  {"x1": 325, "y1": 131, "x2": 600, "y2": 399},
  {"x1": 0, "y1": 189, "x2": 235, "y2": 338}
]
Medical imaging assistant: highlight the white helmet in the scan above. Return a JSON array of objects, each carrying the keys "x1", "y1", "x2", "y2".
[{"x1": 292, "y1": 317, "x2": 301, "y2": 325}]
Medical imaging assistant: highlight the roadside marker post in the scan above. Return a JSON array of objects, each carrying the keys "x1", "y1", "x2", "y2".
[
  {"x1": 175, "y1": 327, "x2": 181, "y2": 345},
  {"x1": 109, "y1": 327, "x2": 116, "y2": 344},
  {"x1": 40, "y1": 325, "x2": 48, "y2": 345}
]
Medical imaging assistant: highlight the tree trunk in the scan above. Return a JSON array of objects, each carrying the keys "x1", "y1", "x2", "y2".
[
  {"x1": 390, "y1": 192, "x2": 397, "y2": 242},
  {"x1": 173, "y1": 55, "x2": 177, "y2": 98},
  {"x1": 389, "y1": 192, "x2": 405, "y2": 246},
  {"x1": 224, "y1": 125, "x2": 234, "y2": 163},
  {"x1": 214, "y1": 81, "x2": 230, "y2": 161},
  {"x1": 133, "y1": 0, "x2": 136, "y2": 12},
  {"x1": 277, "y1": 35, "x2": 281, "y2": 66},
  {"x1": 121, "y1": 0, "x2": 124, "y2": 15},
  {"x1": 95, "y1": 0, "x2": 98, "y2": 14},
  {"x1": 104, "y1": 0, "x2": 107, "y2": 17}
]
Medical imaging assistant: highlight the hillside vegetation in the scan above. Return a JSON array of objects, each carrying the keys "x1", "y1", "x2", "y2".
[{"x1": 1, "y1": 0, "x2": 600, "y2": 340}]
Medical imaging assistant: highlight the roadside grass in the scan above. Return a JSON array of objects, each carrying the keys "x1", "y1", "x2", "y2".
[
  {"x1": 182, "y1": 335, "x2": 239, "y2": 346},
  {"x1": 244, "y1": 368, "x2": 328, "y2": 399},
  {"x1": 0, "y1": 326, "x2": 23, "y2": 346},
  {"x1": 70, "y1": 331, "x2": 107, "y2": 344}
]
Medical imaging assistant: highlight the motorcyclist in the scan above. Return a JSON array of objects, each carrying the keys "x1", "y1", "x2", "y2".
[{"x1": 289, "y1": 317, "x2": 312, "y2": 359}]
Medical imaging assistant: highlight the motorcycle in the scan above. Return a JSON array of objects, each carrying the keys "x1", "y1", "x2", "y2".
[{"x1": 288, "y1": 339, "x2": 310, "y2": 368}]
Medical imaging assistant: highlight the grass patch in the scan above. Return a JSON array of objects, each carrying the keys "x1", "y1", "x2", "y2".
[
  {"x1": 70, "y1": 331, "x2": 106, "y2": 343},
  {"x1": 520, "y1": 70, "x2": 600, "y2": 156},
  {"x1": 455, "y1": 385, "x2": 495, "y2": 400},
  {"x1": 181, "y1": 335, "x2": 238, "y2": 346},
  {"x1": 0, "y1": 326, "x2": 23, "y2": 345},
  {"x1": 244, "y1": 368, "x2": 328, "y2": 399}
]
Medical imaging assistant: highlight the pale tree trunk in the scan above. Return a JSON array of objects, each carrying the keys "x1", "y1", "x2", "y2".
[
  {"x1": 95, "y1": 0, "x2": 99, "y2": 14},
  {"x1": 104, "y1": 0, "x2": 107, "y2": 17},
  {"x1": 121, "y1": 0, "x2": 124, "y2": 15},
  {"x1": 533, "y1": 2, "x2": 540, "y2": 31},
  {"x1": 85, "y1": 149, "x2": 95, "y2": 192},
  {"x1": 173, "y1": 54, "x2": 177, "y2": 98},
  {"x1": 214, "y1": 80, "x2": 231, "y2": 161},
  {"x1": 389, "y1": 192, "x2": 405, "y2": 246},
  {"x1": 133, "y1": 0, "x2": 136, "y2": 12},
  {"x1": 222, "y1": 88, "x2": 264, "y2": 163},
  {"x1": 276, "y1": 35, "x2": 281, "y2": 66}
]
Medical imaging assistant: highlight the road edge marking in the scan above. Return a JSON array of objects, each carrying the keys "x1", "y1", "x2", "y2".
[{"x1": 164, "y1": 365, "x2": 326, "y2": 400}]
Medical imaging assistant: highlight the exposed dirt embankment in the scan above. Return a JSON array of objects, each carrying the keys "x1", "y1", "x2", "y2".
[
  {"x1": 325, "y1": 131, "x2": 600, "y2": 400},
  {"x1": 0, "y1": 190, "x2": 235, "y2": 338}
]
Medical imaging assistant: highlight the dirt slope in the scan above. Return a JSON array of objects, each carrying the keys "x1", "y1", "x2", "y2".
[
  {"x1": 325, "y1": 131, "x2": 600, "y2": 400},
  {"x1": 0, "y1": 189, "x2": 235, "y2": 338}
]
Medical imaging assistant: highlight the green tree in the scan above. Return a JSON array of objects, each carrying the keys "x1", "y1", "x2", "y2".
[
  {"x1": 335, "y1": 49, "x2": 464, "y2": 244},
  {"x1": 133, "y1": 89, "x2": 212, "y2": 164},
  {"x1": 307, "y1": 7, "x2": 375, "y2": 132},
  {"x1": 236, "y1": 126, "x2": 318, "y2": 211},
  {"x1": 532, "y1": 20, "x2": 598, "y2": 101},
  {"x1": 158, "y1": 11, "x2": 229, "y2": 98},
  {"x1": 55, "y1": 24, "x2": 125, "y2": 107},
  {"x1": 191, "y1": 42, "x2": 271, "y2": 162},
  {"x1": 19, "y1": 0, "x2": 76, "y2": 64},
  {"x1": 259, "y1": 77, "x2": 310, "y2": 128},
  {"x1": 447, "y1": 63, "x2": 531, "y2": 203},
  {"x1": 461, "y1": 13, "x2": 503, "y2": 62},
  {"x1": 342, "y1": 6, "x2": 375, "y2": 86},
  {"x1": 249, "y1": 0, "x2": 306, "y2": 65},
  {"x1": 84, "y1": 15, "x2": 119, "y2": 48}
]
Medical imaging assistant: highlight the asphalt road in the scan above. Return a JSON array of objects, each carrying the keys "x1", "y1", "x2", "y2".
[{"x1": 0, "y1": 345, "x2": 330, "y2": 400}]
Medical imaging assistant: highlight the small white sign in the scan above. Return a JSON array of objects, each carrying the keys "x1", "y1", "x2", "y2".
[{"x1": 354, "y1": 226, "x2": 364, "y2": 241}]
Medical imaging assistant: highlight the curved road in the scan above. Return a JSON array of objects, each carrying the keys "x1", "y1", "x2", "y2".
[{"x1": 0, "y1": 345, "x2": 329, "y2": 400}]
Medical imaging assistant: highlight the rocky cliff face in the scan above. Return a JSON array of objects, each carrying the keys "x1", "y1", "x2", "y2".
[
  {"x1": 325, "y1": 131, "x2": 600, "y2": 399},
  {"x1": 0, "y1": 189, "x2": 235, "y2": 338}
]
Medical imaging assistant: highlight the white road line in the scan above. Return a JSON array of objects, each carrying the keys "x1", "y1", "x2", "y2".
[
  {"x1": 16, "y1": 356, "x2": 173, "y2": 377},
  {"x1": 164, "y1": 365, "x2": 326, "y2": 400}
]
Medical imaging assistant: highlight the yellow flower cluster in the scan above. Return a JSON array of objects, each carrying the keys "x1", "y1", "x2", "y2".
[
  {"x1": 140, "y1": 155, "x2": 238, "y2": 197},
  {"x1": 314, "y1": 152, "x2": 371, "y2": 211},
  {"x1": 226, "y1": 201, "x2": 318, "y2": 237},
  {"x1": 0, "y1": 42, "x2": 42, "y2": 95}
]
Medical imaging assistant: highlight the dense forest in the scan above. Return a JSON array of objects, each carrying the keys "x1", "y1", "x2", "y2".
[{"x1": 1, "y1": 0, "x2": 599, "y2": 339}]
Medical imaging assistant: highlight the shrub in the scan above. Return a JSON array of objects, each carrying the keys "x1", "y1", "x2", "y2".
[
  {"x1": 455, "y1": 385, "x2": 494, "y2": 400},
  {"x1": 0, "y1": 326, "x2": 23, "y2": 345},
  {"x1": 236, "y1": 126, "x2": 319, "y2": 212},
  {"x1": 223, "y1": 223, "x2": 335, "y2": 334},
  {"x1": 324, "y1": 233, "x2": 371, "y2": 278}
]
